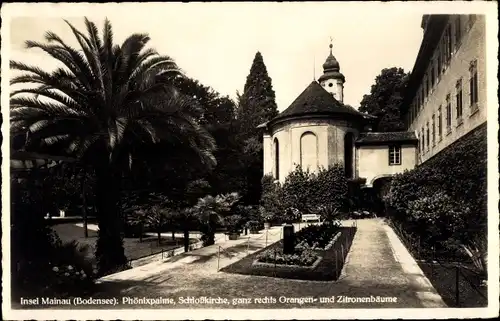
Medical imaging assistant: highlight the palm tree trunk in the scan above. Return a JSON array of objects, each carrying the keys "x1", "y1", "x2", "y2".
[
  {"x1": 184, "y1": 219, "x2": 189, "y2": 252},
  {"x1": 95, "y1": 163, "x2": 127, "y2": 275},
  {"x1": 81, "y1": 171, "x2": 88, "y2": 238}
]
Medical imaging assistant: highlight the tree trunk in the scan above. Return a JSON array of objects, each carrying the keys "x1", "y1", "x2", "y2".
[
  {"x1": 157, "y1": 229, "x2": 161, "y2": 246},
  {"x1": 81, "y1": 172, "x2": 88, "y2": 238},
  {"x1": 184, "y1": 223, "x2": 189, "y2": 252},
  {"x1": 139, "y1": 223, "x2": 143, "y2": 243},
  {"x1": 172, "y1": 230, "x2": 175, "y2": 241},
  {"x1": 95, "y1": 163, "x2": 127, "y2": 275}
]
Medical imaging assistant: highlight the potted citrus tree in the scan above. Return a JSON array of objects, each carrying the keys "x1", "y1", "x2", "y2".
[
  {"x1": 246, "y1": 220, "x2": 262, "y2": 234},
  {"x1": 225, "y1": 214, "x2": 243, "y2": 240}
]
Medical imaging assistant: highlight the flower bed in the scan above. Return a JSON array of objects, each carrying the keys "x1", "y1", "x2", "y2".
[
  {"x1": 254, "y1": 222, "x2": 341, "y2": 267},
  {"x1": 256, "y1": 248, "x2": 319, "y2": 266},
  {"x1": 222, "y1": 226, "x2": 357, "y2": 281}
]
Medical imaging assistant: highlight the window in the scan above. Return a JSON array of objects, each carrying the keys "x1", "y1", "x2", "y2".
[
  {"x1": 446, "y1": 94, "x2": 452, "y2": 130},
  {"x1": 469, "y1": 60, "x2": 479, "y2": 108},
  {"x1": 438, "y1": 105, "x2": 443, "y2": 139},
  {"x1": 455, "y1": 16, "x2": 462, "y2": 48},
  {"x1": 445, "y1": 24, "x2": 452, "y2": 62},
  {"x1": 430, "y1": 63, "x2": 436, "y2": 88},
  {"x1": 389, "y1": 145, "x2": 401, "y2": 165},
  {"x1": 456, "y1": 79, "x2": 463, "y2": 120},
  {"x1": 437, "y1": 45, "x2": 443, "y2": 76},
  {"x1": 432, "y1": 115, "x2": 436, "y2": 146},
  {"x1": 423, "y1": 76, "x2": 428, "y2": 99},
  {"x1": 421, "y1": 128, "x2": 425, "y2": 152},
  {"x1": 426, "y1": 123, "x2": 430, "y2": 150}
]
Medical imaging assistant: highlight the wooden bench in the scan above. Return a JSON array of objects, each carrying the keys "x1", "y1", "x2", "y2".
[{"x1": 301, "y1": 214, "x2": 321, "y2": 223}]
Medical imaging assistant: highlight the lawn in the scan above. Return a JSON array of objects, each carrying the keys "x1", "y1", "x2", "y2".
[
  {"x1": 51, "y1": 223, "x2": 198, "y2": 265},
  {"x1": 418, "y1": 261, "x2": 487, "y2": 307},
  {"x1": 221, "y1": 226, "x2": 356, "y2": 281}
]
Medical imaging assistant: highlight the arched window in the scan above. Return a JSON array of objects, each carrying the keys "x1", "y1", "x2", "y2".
[
  {"x1": 300, "y1": 132, "x2": 318, "y2": 172},
  {"x1": 344, "y1": 132, "x2": 354, "y2": 178},
  {"x1": 274, "y1": 138, "x2": 280, "y2": 180}
]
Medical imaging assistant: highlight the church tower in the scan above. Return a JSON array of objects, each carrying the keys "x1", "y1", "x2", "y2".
[{"x1": 318, "y1": 41, "x2": 345, "y2": 102}]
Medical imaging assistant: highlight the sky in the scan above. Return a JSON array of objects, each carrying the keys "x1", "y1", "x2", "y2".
[{"x1": 6, "y1": 2, "x2": 427, "y2": 111}]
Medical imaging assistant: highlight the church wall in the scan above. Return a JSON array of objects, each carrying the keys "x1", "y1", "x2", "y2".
[
  {"x1": 270, "y1": 120, "x2": 333, "y2": 183},
  {"x1": 327, "y1": 122, "x2": 359, "y2": 168},
  {"x1": 357, "y1": 144, "x2": 417, "y2": 186}
]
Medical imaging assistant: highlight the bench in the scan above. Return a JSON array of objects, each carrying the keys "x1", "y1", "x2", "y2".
[{"x1": 301, "y1": 214, "x2": 321, "y2": 223}]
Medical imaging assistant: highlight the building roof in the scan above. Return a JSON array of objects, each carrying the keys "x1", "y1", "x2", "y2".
[
  {"x1": 355, "y1": 131, "x2": 418, "y2": 145},
  {"x1": 269, "y1": 81, "x2": 366, "y2": 124},
  {"x1": 400, "y1": 14, "x2": 449, "y2": 118}
]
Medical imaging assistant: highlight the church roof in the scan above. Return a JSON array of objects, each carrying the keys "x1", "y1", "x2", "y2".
[
  {"x1": 355, "y1": 132, "x2": 418, "y2": 145},
  {"x1": 269, "y1": 81, "x2": 365, "y2": 123}
]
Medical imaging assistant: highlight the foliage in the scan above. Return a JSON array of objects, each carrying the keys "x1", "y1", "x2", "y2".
[
  {"x1": 406, "y1": 192, "x2": 470, "y2": 249},
  {"x1": 385, "y1": 124, "x2": 487, "y2": 263},
  {"x1": 359, "y1": 67, "x2": 410, "y2": 132},
  {"x1": 460, "y1": 234, "x2": 488, "y2": 277},
  {"x1": 11, "y1": 178, "x2": 99, "y2": 295},
  {"x1": 237, "y1": 51, "x2": 279, "y2": 137},
  {"x1": 224, "y1": 214, "x2": 244, "y2": 233},
  {"x1": 236, "y1": 52, "x2": 279, "y2": 204},
  {"x1": 281, "y1": 164, "x2": 349, "y2": 213},
  {"x1": 190, "y1": 192, "x2": 240, "y2": 246},
  {"x1": 294, "y1": 222, "x2": 342, "y2": 250},
  {"x1": 260, "y1": 175, "x2": 286, "y2": 223},
  {"x1": 245, "y1": 220, "x2": 263, "y2": 231},
  {"x1": 10, "y1": 17, "x2": 217, "y2": 275},
  {"x1": 316, "y1": 204, "x2": 342, "y2": 223},
  {"x1": 257, "y1": 248, "x2": 318, "y2": 267}
]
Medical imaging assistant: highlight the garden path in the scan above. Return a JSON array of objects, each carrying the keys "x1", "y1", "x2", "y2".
[{"x1": 84, "y1": 220, "x2": 445, "y2": 309}]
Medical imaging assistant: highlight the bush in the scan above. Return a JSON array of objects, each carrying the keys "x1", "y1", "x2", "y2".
[
  {"x1": 263, "y1": 164, "x2": 349, "y2": 218},
  {"x1": 406, "y1": 192, "x2": 470, "y2": 249},
  {"x1": 224, "y1": 214, "x2": 243, "y2": 233},
  {"x1": 246, "y1": 220, "x2": 263, "y2": 231},
  {"x1": 385, "y1": 124, "x2": 487, "y2": 261},
  {"x1": 260, "y1": 175, "x2": 286, "y2": 223}
]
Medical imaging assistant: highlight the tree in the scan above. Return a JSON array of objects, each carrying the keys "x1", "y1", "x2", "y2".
[
  {"x1": 237, "y1": 52, "x2": 278, "y2": 137},
  {"x1": 190, "y1": 192, "x2": 240, "y2": 246},
  {"x1": 359, "y1": 67, "x2": 410, "y2": 132},
  {"x1": 10, "y1": 17, "x2": 217, "y2": 275},
  {"x1": 236, "y1": 52, "x2": 279, "y2": 204}
]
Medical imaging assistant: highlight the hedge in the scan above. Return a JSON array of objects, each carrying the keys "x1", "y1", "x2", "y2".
[{"x1": 385, "y1": 123, "x2": 487, "y2": 257}]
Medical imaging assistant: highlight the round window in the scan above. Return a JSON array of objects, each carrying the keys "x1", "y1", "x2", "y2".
[{"x1": 328, "y1": 83, "x2": 333, "y2": 87}]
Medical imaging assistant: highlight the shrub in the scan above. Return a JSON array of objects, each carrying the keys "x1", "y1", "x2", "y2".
[
  {"x1": 260, "y1": 175, "x2": 286, "y2": 222},
  {"x1": 280, "y1": 164, "x2": 349, "y2": 214},
  {"x1": 224, "y1": 214, "x2": 244, "y2": 233},
  {"x1": 406, "y1": 192, "x2": 470, "y2": 249},
  {"x1": 246, "y1": 220, "x2": 263, "y2": 231},
  {"x1": 384, "y1": 124, "x2": 487, "y2": 261}
]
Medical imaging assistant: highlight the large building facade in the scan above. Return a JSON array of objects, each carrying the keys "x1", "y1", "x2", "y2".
[
  {"x1": 261, "y1": 14, "x2": 486, "y2": 187},
  {"x1": 401, "y1": 14, "x2": 487, "y2": 164}
]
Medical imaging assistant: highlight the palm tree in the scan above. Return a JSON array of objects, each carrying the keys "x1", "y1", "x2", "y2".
[{"x1": 10, "y1": 17, "x2": 217, "y2": 275}]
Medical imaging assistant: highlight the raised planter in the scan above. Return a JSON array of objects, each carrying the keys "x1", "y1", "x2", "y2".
[{"x1": 307, "y1": 231, "x2": 342, "y2": 256}]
